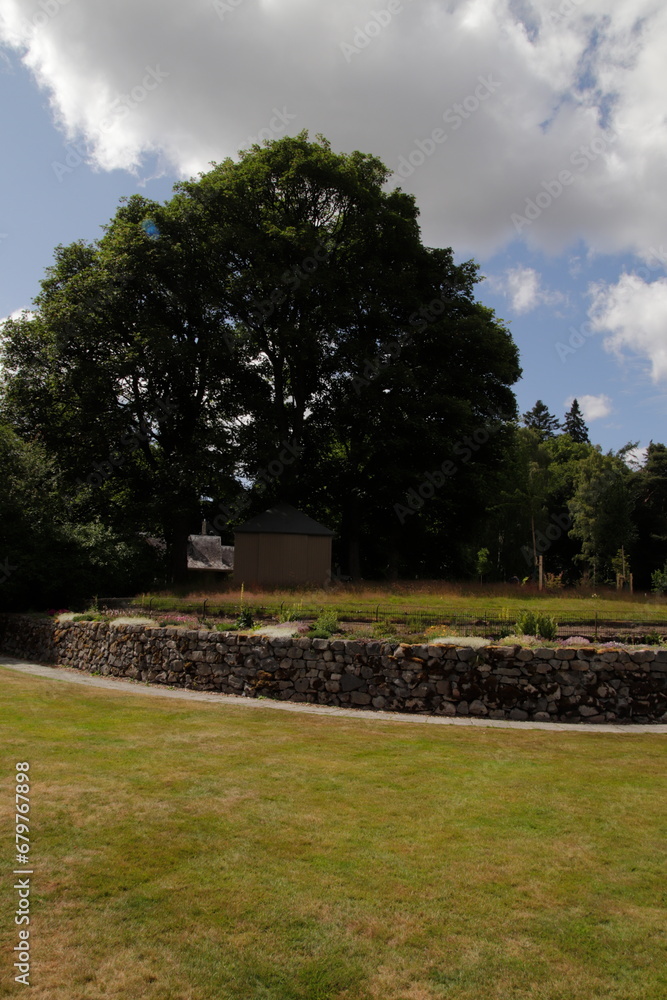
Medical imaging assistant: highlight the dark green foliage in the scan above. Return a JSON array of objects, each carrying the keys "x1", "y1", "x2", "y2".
[
  {"x1": 522, "y1": 400, "x2": 560, "y2": 440},
  {"x1": 568, "y1": 451, "x2": 635, "y2": 584},
  {"x1": 309, "y1": 610, "x2": 341, "y2": 638},
  {"x1": 0, "y1": 133, "x2": 521, "y2": 587},
  {"x1": 236, "y1": 608, "x2": 255, "y2": 630},
  {"x1": 0, "y1": 423, "x2": 163, "y2": 610},
  {"x1": 515, "y1": 610, "x2": 558, "y2": 640},
  {"x1": 563, "y1": 399, "x2": 590, "y2": 443},
  {"x1": 630, "y1": 443, "x2": 667, "y2": 587},
  {"x1": 651, "y1": 565, "x2": 667, "y2": 595}
]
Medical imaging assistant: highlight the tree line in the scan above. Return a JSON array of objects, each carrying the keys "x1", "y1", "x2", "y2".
[{"x1": 0, "y1": 134, "x2": 664, "y2": 607}]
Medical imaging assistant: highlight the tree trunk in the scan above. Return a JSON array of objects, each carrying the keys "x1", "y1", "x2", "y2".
[
  {"x1": 164, "y1": 511, "x2": 195, "y2": 586},
  {"x1": 341, "y1": 493, "x2": 363, "y2": 580}
]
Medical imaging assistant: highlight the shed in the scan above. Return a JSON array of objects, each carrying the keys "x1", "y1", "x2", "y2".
[{"x1": 233, "y1": 503, "x2": 334, "y2": 587}]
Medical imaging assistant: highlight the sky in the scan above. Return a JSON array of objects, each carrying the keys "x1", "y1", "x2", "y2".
[{"x1": 1, "y1": 0, "x2": 667, "y2": 460}]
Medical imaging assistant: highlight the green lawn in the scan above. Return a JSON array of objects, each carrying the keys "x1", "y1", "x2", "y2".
[
  {"x1": 1, "y1": 667, "x2": 666, "y2": 999},
  {"x1": 137, "y1": 583, "x2": 667, "y2": 626}
]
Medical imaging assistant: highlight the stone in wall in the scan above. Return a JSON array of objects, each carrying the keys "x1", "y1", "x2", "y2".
[{"x1": 0, "y1": 615, "x2": 666, "y2": 724}]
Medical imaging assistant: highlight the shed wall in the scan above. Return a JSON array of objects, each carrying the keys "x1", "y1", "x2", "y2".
[{"x1": 234, "y1": 533, "x2": 331, "y2": 587}]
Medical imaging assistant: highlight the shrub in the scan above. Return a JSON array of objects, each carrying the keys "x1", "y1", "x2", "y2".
[
  {"x1": 307, "y1": 610, "x2": 341, "y2": 638},
  {"x1": 641, "y1": 632, "x2": 661, "y2": 645},
  {"x1": 651, "y1": 565, "x2": 667, "y2": 594},
  {"x1": 72, "y1": 613, "x2": 105, "y2": 622},
  {"x1": 279, "y1": 602, "x2": 303, "y2": 623},
  {"x1": 373, "y1": 621, "x2": 399, "y2": 640},
  {"x1": 315, "y1": 610, "x2": 340, "y2": 633},
  {"x1": 515, "y1": 611, "x2": 558, "y2": 641},
  {"x1": 536, "y1": 615, "x2": 558, "y2": 641},
  {"x1": 236, "y1": 608, "x2": 254, "y2": 630},
  {"x1": 514, "y1": 610, "x2": 537, "y2": 636}
]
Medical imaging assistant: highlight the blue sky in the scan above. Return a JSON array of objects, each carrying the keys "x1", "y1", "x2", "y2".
[{"x1": 2, "y1": 0, "x2": 667, "y2": 460}]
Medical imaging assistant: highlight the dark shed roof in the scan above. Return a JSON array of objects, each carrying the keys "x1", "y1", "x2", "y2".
[{"x1": 234, "y1": 503, "x2": 334, "y2": 537}]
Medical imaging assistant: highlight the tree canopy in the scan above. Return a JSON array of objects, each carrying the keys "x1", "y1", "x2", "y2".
[
  {"x1": 5, "y1": 133, "x2": 667, "y2": 601},
  {"x1": 0, "y1": 132, "x2": 521, "y2": 585}
]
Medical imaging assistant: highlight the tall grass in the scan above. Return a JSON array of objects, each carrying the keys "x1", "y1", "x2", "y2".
[{"x1": 135, "y1": 582, "x2": 667, "y2": 622}]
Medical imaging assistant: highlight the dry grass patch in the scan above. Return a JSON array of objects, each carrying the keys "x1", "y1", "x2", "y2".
[{"x1": 0, "y1": 667, "x2": 666, "y2": 999}]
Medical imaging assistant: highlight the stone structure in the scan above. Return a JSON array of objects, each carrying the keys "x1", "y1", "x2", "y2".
[{"x1": 1, "y1": 616, "x2": 666, "y2": 724}]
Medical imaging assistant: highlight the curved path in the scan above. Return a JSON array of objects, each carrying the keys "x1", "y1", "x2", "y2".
[{"x1": 2, "y1": 655, "x2": 666, "y2": 735}]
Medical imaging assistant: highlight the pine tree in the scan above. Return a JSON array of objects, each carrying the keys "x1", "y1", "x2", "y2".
[
  {"x1": 522, "y1": 400, "x2": 560, "y2": 440},
  {"x1": 563, "y1": 399, "x2": 590, "y2": 444}
]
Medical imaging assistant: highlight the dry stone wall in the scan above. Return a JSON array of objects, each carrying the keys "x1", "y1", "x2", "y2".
[{"x1": 1, "y1": 615, "x2": 666, "y2": 724}]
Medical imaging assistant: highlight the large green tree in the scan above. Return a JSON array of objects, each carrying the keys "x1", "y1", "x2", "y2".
[
  {"x1": 0, "y1": 423, "x2": 158, "y2": 609},
  {"x1": 1, "y1": 132, "x2": 521, "y2": 584},
  {"x1": 629, "y1": 443, "x2": 667, "y2": 587},
  {"x1": 568, "y1": 450, "x2": 635, "y2": 585}
]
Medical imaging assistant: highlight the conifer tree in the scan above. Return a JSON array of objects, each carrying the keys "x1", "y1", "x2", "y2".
[
  {"x1": 563, "y1": 399, "x2": 590, "y2": 443},
  {"x1": 522, "y1": 399, "x2": 560, "y2": 440}
]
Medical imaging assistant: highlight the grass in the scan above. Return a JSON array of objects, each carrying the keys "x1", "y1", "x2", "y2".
[
  {"x1": 1, "y1": 668, "x2": 666, "y2": 999},
  {"x1": 136, "y1": 582, "x2": 667, "y2": 625}
]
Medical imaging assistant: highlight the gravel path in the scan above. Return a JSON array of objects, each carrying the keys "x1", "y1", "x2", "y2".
[{"x1": 1, "y1": 655, "x2": 666, "y2": 734}]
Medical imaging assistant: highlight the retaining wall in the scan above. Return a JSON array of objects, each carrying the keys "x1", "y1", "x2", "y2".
[{"x1": 1, "y1": 616, "x2": 666, "y2": 724}]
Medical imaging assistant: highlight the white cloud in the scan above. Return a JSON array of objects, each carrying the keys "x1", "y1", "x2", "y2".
[
  {"x1": 565, "y1": 393, "x2": 612, "y2": 421},
  {"x1": 506, "y1": 266, "x2": 540, "y2": 313},
  {"x1": 501, "y1": 265, "x2": 564, "y2": 314},
  {"x1": 2, "y1": 0, "x2": 667, "y2": 258},
  {"x1": 0, "y1": 307, "x2": 32, "y2": 327},
  {"x1": 588, "y1": 274, "x2": 667, "y2": 382}
]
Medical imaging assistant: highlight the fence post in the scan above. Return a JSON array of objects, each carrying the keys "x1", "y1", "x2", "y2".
[
  {"x1": 202, "y1": 599, "x2": 208, "y2": 619},
  {"x1": 594, "y1": 611, "x2": 598, "y2": 640}
]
